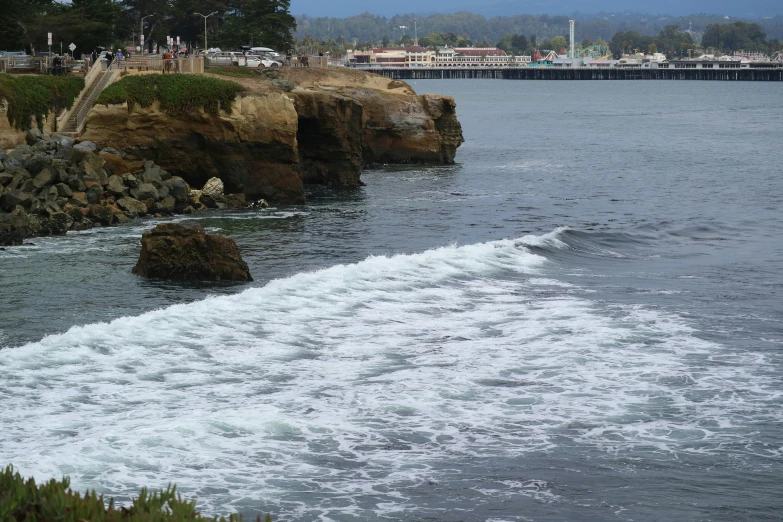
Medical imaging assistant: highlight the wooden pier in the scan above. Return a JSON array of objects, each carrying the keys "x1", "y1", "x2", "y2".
[{"x1": 366, "y1": 66, "x2": 783, "y2": 81}]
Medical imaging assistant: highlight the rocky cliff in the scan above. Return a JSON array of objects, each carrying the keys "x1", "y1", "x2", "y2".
[
  {"x1": 81, "y1": 68, "x2": 463, "y2": 203},
  {"x1": 83, "y1": 88, "x2": 304, "y2": 204}
]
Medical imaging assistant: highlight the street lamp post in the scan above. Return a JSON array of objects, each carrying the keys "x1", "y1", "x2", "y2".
[
  {"x1": 194, "y1": 12, "x2": 217, "y2": 53},
  {"x1": 140, "y1": 14, "x2": 152, "y2": 56}
]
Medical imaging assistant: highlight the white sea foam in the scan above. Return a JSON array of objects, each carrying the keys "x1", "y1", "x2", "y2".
[{"x1": 0, "y1": 231, "x2": 776, "y2": 519}]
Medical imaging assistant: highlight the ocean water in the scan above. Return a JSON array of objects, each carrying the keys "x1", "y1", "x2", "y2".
[{"x1": 1, "y1": 80, "x2": 782, "y2": 521}]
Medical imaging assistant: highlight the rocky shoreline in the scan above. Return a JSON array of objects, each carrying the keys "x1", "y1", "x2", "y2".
[
  {"x1": 1, "y1": 68, "x2": 464, "y2": 247},
  {"x1": 0, "y1": 130, "x2": 254, "y2": 246}
]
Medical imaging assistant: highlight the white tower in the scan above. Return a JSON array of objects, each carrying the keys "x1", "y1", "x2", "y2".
[{"x1": 569, "y1": 20, "x2": 575, "y2": 59}]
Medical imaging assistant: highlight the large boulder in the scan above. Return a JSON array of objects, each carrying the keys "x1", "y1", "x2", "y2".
[
  {"x1": 54, "y1": 183, "x2": 73, "y2": 198},
  {"x1": 32, "y1": 168, "x2": 56, "y2": 190},
  {"x1": 1, "y1": 189, "x2": 33, "y2": 211},
  {"x1": 0, "y1": 206, "x2": 40, "y2": 245},
  {"x1": 132, "y1": 223, "x2": 252, "y2": 282},
  {"x1": 72, "y1": 140, "x2": 97, "y2": 162},
  {"x1": 25, "y1": 128, "x2": 44, "y2": 145},
  {"x1": 38, "y1": 212, "x2": 73, "y2": 236},
  {"x1": 141, "y1": 164, "x2": 163, "y2": 186},
  {"x1": 99, "y1": 151, "x2": 131, "y2": 175},
  {"x1": 86, "y1": 203, "x2": 114, "y2": 226},
  {"x1": 66, "y1": 174, "x2": 86, "y2": 192},
  {"x1": 23, "y1": 153, "x2": 51, "y2": 175},
  {"x1": 52, "y1": 134, "x2": 75, "y2": 148},
  {"x1": 55, "y1": 145, "x2": 74, "y2": 161},
  {"x1": 131, "y1": 182, "x2": 159, "y2": 201},
  {"x1": 82, "y1": 153, "x2": 109, "y2": 186},
  {"x1": 164, "y1": 176, "x2": 189, "y2": 203},
  {"x1": 201, "y1": 177, "x2": 224, "y2": 198},
  {"x1": 3, "y1": 155, "x2": 23, "y2": 171},
  {"x1": 154, "y1": 196, "x2": 176, "y2": 214},
  {"x1": 116, "y1": 197, "x2": 148, "y2": 217},
  {"x1": 105, "y1": 175, "x2": 127, "y2": 198}
]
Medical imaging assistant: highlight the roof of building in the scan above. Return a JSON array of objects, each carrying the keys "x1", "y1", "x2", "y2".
[
  {"x1": 372, "y1": 46, "x2": 428, "y2": 53},
  {"x1": 454, "y1": 47, "x2": 508, "y2": 57}
]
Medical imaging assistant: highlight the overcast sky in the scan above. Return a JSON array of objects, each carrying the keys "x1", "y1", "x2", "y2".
[{"x1": 290, "y1": 0, "x2": 781, "y2": 18}]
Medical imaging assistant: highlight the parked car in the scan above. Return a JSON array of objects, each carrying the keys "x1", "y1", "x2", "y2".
[
  {"x1": 209, "y1": 51, "x2": 242, "y2": 66},
  {"x1": 244, "y1": 55, "x2": 282, "y2": 68},
  {"x1": 2, "y1": 51, "x2": 33, "y2": 67}
]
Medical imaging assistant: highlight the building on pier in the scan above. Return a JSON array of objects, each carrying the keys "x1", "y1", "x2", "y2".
[{"x1": 347, "y1": 46, "x2": 530, "y2": 68}]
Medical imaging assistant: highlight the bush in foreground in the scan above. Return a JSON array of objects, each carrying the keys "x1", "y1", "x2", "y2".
[
  {"x1": 0, "y1": 74, "x2": 84, "y2": 130},
  {"x1": 0, "y1": 465, "x2": 270, "y2": 522},
  {"x1": 97, "y1": 75, "x2": 244, "y2": 115}
]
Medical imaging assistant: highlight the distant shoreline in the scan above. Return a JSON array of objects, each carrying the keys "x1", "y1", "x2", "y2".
[{"x1": 360, "y1": 66, "x2": 783, "y2": 81}]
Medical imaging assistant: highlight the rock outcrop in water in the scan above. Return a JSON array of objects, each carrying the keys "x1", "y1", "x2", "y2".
[
  {"x1": 80, "y1": 68, "x2": 463, "y2": 202},
  {"x1": 132, "y1": 222, "x2": 252, "y2": 282}
]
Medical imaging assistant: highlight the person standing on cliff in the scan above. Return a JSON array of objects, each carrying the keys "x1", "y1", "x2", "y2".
[
  {"x1": 285, "y1": 49, "x2": 292, "y2": 66},
  {"x1": 91, "y1": 49, "x2": 98, "y2": 69},
  {"x1": 52, "y1": 54, "x2": 62, "y2": 76}
]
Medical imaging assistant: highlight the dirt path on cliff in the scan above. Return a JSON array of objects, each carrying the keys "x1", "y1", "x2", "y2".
[{"x1": 202, "y1": 68, "x2": 417, "y2": 97}]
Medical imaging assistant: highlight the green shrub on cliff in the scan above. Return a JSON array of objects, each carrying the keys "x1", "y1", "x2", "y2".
[
  {"x1": 97, "y1": 75, "x2": 245, "y2": 115},
  {"x1": 0, "y1": 74, "x2": 84, "y2": 130},
  {"x1": 0, "y1": 465, "x2": 270, "y2": 522}
]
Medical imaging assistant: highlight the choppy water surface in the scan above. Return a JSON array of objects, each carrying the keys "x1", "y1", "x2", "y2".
[{"x1": 1, "y1": 81, "x2": 782, "y2": 521}]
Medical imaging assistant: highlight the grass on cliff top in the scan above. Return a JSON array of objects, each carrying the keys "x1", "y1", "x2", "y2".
[
  {"x1": 0, "y1": 465, "x2": 271, "y2": 522},
  {"x1": 97, "y1": 74, "x2": 245, "y2": 115},
  {"x1": 0, "y1": 73, "x2": 84, "y2": 130}
]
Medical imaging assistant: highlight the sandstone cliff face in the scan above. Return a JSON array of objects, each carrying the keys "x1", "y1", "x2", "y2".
[
  {"x1": 82, "y1": 93, "x2": 304, "y2": 203},
  {"x1": 291, "y1": 90, "x2": 363, "y2": 186},
  {"x1": 80, "y1": 68, "x2": 463, "y2": 203},
  {"x1": 0, "y1": 101, "x2": 25, "y2": 150},
  {"x1": 352, "y1": 89, "x2": 463, "y2": 165},
  {"x1": 274, "y1": 68, "x2": 464, "y2": 167},
  {"x1": 0, "y1": 100, "x2": 56, "y2": 150}
]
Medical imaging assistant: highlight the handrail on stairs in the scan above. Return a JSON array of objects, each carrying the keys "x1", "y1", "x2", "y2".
[{"x1": 72, "y1": 62, "x2": 116, "y2": 134}]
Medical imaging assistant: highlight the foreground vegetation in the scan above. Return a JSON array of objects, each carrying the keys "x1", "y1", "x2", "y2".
[
  {"x1": 0, "y1": 465, "x2": 270, "y2": 522},
  {"x1": 0, "y1": 74, "x2": 84, "y2": 130},
  {"x1": 97, "y1": 74, "x2": 244, "y2": 115}
]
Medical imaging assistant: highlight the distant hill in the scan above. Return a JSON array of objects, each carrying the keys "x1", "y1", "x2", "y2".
[
  {"x1": 293, "y1": 11, "x2": 783, "y2": 44},
  {"x1": 291, "y1": 0, "x2": 782, "y2": 18}
]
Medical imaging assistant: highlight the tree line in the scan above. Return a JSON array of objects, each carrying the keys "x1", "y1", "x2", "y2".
[
  {"x1": 298, "y1": 20, "x2": 782, "y2": 60},
  {"x1": 294, "y1": 11, "x2": 783, "y2": 54},
  {"x1": 610, "y1": 22, "x2": 781, "y2": 57},
  {"x1": 0, "y1": 0, "x2": 296, "y2": 57}
]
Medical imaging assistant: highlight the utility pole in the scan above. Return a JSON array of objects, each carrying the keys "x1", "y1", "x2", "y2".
[
  {"x1": 195, "y1": 12, "x2": 217, "y2": 52},
  {"x1": 414, "y1": 19, "x2": 418, "y2": 46},
  {"x1": 140, "y1": 15, "x2": 152, "y2": 56}
]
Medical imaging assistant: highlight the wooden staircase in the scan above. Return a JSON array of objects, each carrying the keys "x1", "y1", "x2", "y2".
[{"x1": 61, "y1": 64, "x2": 116, "y2": 135}]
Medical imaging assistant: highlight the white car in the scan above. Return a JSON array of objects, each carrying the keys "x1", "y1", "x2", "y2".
[
  {"x1": 244, "y1": 56, "x2": 281, "y2": 68},
  {"x1": 209, "y1": 51, "x2": 242, "y2": 66}
]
